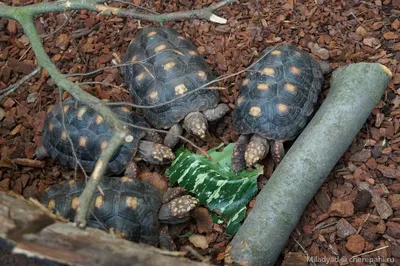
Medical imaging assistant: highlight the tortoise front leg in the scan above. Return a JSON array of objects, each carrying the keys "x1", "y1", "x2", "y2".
[
  {"x1": 270, "y1": 140, "x2": 285, "y2": 165},
  {"x1": 158, "y1": 195, "x2": 198, "y2": 224},
  {"x1": 231, "y1": 135, "x2": 250, "y2": 174},
  {"x1": 137, "y1": 140, "x2": 175, "y2": 165},
  {"x1": 163, "y1": 124, "x2": 183, "y2": 149},
  {"x1": 202, "y1": 103, "x2": 230, "y2": 122},
  {"x1": 244, "y1": 134, "x2": 269, "y2": 168},
  {"x1": 183, "y1": 112, "x2": 209, "y2": 140}
]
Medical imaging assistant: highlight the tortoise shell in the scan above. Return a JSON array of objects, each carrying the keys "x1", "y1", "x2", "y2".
[
  {"x1": 232, "y1": 44, "x2": 325, "y2": 141},
  {"x1": 41, "y1": 176, "x2": 163, "y2": 245},
  {"x1": 121, "y1": 26, "x2": 219, "y2": 129},
  {"x1": 42, "y1": 97, "x2": 148, "y2": 175}
]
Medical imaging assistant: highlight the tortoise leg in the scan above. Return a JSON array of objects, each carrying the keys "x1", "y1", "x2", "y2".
[
  {"x1": 231, "y1": 135, "x2": 250, "y2": 174},
  {"x1": 137, "y1": 140, "x2": 175, "y2": 165},
  {"x1": 124, "y1": 162, "x2": 139, "y2": 179},
  {"x1": 162, "y1": 187, "x2": 186, "y2": 204},
  {"x1": 35, "y1": 146, "x2": 49, "y2": 160},
  {"x1": 158, "y1": 195, "x2": 198, "y2": 224},
  {"x1": 143, "y1": 131, "x2": 164, "y2": 144},
  {"x1": 244, "y1": 134, "x2": 269, "y2": 168},
  {"x1": 270, "y1": 140, "x2": 285, "y2": 165},
  {"x1": 159, "y1": 225, "x2": 176, "y2": 251},
  {"x1": 183, "y1": 112, "x2": 209, "y2": 140},
  {"x1": 202, "y1": 103, "x2": 230, "y2": 122},
  {"x1": 164, "y1": 124, "x2": 183, "y2": 149}
]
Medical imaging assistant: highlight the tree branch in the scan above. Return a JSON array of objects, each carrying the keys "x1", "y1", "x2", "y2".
[{"x1": 0, "y1": 0, "x2": 236, "y2": 24}]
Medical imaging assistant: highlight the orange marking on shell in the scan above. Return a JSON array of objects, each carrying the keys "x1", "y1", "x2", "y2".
[
  {"x1": 48, "y1": 199, "x2": 55, "y2": 210},
  {"x1": 131, "y1": 55, "x2": 137, "y2": 62},
  {"x1": 188, "y1": 50, "x2": 198, "y2": 56},
  {"x1": 77, "y1": 108, "x2": 87, "y2": 119},
  {"x1": 63, "y1": 105, "x2": 70, "y2": 113},
  {"x1": 242, "y1": 79, "x2": 249, "y2": 86},
  {"x1": 95, "y1": 195, "x2": 104, "y2": 208},
  {"x1": 163, "y1": 61, "x2": 176, "y2": 70},
  {"x1": 49, "y1": 123, "x2": 54, "y2": 132},
  {"x1": 197, "y1": 71, "x2": 207, "y2": 80},
  {"x1": 277, "y1": 103, "x2": 289, "y2": 113},
  {"x1": 237, "y1": 96, "x2": 244, "y2": 106},
  {"x1": 262, "y1": 67, "x2": 275, "y2": 76},
  {"x1": 295, "y1": 51, "x2": 301, "y2": 56},
  {"x1": 137, "y1": 72, "x2": 145, "y2": 81},
  {"x1": 68, "y1": 179, "x2": 76, "y2": 185},
  {"x1": 175, "y1": 84, "x2": 188, "y2": 95},
  {"x1": 290, "y1": 66, "x2": 301, "y2": 75},
  {"x1": 257, "y1": 83, "x2": 269, "y2": 90},
  {"x1": 249, "y1": 106, "x2": 261, "y2": 117},
  {"x1": 61, "y1": 131, "x2": 67, "y2": 140},
  {"x1": 149, "y1": 91, "x2": 158, "y2": 100},
  {"x1": 284, "y1": 83, "x2": 296, "y2": 93},
  {"x1": 177, "y1": 36, "x2": 185, "y2": 40},
  {"x1": 126, "y1": 196, "x2": 138, "y2": 209},
  {"x1": 154, "y1": 44, "x2": 166, "y2": 52},
  {"x1": 79, "y1": 136, "x2": 87, "y2": 147},
  {"x1": 47, "y1": 106, "x2": 53, "y2": 113},
  {"x1": 95, "y1": 115, "x2": 103, "y2": 124},
  {"x1": 71, "y1": 197, "x2": 80, "y2": 210},
  {"x1": 120, "y1": 106, "x2": 130, "y2": 112},
  {"x1": 147, "y1": 31, "x2": 157, "y2": 37},
  {"x1": 120, "y1": 176, "x2": 132, "y2": 183},
  {"x1": 271, "y1": 50, "x2": 281, "y2": 55}
]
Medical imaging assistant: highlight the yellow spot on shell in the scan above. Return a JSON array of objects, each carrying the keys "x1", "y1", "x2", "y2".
[
  {"x1": 178, "y1": 36, "x2": 185, "y2": 40},
  {"x1": 271, "y1": 50, "x2": 281, "y2": 55},
  {"x1": 149, "y1": 91, "x2": 158, "y2": 100},
  {"x1": 120, "y1": 106, "x2": 130, "y2": 112},
  {"x1": 237, "y1": 96, "x2": 244, "y2": 106},
  {"x1": 48, "y1": 199, "x2": 55, "y2": 210},
  {"x1": 163, "y1": 61, "x2": 176, "y2": 70},
  {"x1": 95, "y1": 115, "x2": 103, "y2": 124},
  {"x1": 175, "y1": 84, "x2": 188, "y2": 95},
  {"x1": 295, "y1": 51, "x2": 302, "y2": 56},
  {"x1": 125, "y1": 135, "x2": 133, "y2": 142},
  {"x1": 262, "y1": 67, "x2": 275, "y2": 76},
  {"x1": 63, "y1": 105, "x2": 70, "y2": 113},
  {"x1": 49, "y1": 123, "x2": 54, "y2": 132},
  {"x1": 129, "y1": 38, "x2": 135, "y2": 45},
  {"x1": 61, "y1": 131, "x2": 67, "y2": 140},
  {"x1": 47, "y1": 106, "x2": 53, "y2": 113},
  {"x1": 197, "y1": 71, "x2": 207, "y2": 80},
  {"x1": 147, "y1": 31, "x2": 157, "y2": 37},
  {"x1": 120, "y1": 176, "x2": 132, "y2": 183},
  {"x1": 155, "y1": 44, "x2": 166, "y2": 52},
  {"x1": 188, "y1": 50, "x2": 198, "y2": 56},
  {"x1": 242, "y1": 79, "x2": 249, "y2": 86},
  {"x1": 277, "y1": 103, "x2": 289, "y2": 113},
  {"x1": 137, "y1": 72, "x2": 145, "y2": 81},
  {"x1": 257, "y1": 83, "x2": 269, "y2": 90},
  {"x1": 100, "y1": 141, "x2": 108, "y2": 150},
  {"x1": 131, "y1": 55, "x2": 137, "y2": 62},
  {"x1": 290, "y1": 66, "x2": 301, "y2": 75},
  {"x1": 79, "y1": 136, "x2": 87, "y2": 147},
  {"x1": 68, "y1": 180, "x2": 76, "y2": 185},
  {"x1": 77, "y1": 108, "x2": 87, "y2": 119},
  {"x1": 71, "y1": 197, "x2": 80, "y2": 210},
  {"x1": 95, "y1": 195, "x2": 104, "y2": 208},
  {"x1": 284, "y1": 83, "x2": 296, "y2": 93},
  {"x1": 126, "y1": 196, "x2": 138, "y2": 209},
  {"x1": 249, "y1": 107, "x2": 261, "y2": 117}
]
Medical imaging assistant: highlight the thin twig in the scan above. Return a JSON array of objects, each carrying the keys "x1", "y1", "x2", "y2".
[
  {"x1": 291, "y1": 236, "x2": 316, "y2": 266},
  {"x1": 0, "y1": 66, "x2": 41, "y2": 102},
  {"x1": 350, "y1": 245, "x2": 388, "y2": 259},
  {"x1": 40, "y1": 11, "x2": 77, "y2": 38},
  {"x1": 255, "y1": 0, "x2": 263, "y2": 29},
  {"x1": 79, "y1": 81, "x2": 129, "y2": 93},
  {"x1": 107, "y1": 0, "x2": 159, "y2": 14}
]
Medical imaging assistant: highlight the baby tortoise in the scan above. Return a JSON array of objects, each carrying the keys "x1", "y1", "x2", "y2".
[
  {"x1": 231, "y1": 44, "x2": 331, "y2": 173},
  {"x1": 121, "y1": 26, "x2": 230, "y2": 148},
  {"x1": 36, "y1": 97, "x2": 175, "y2": 175},
  {"x1": 41, "y1": 176, "x2": 198, "y2": 248}
]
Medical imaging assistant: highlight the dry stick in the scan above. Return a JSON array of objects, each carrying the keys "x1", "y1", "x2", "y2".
[
  {"x1": 0, "y1": 0, "x2": 236, "y2": 24},
  {"x1": 0, "y1": 66, "x2": 41, "y2": 102}
]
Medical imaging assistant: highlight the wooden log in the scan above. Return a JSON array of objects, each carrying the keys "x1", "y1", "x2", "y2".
[
  {"x1": 225, "y1": 63, "x2": 393, "y2": 266},
  {"x1": 0, "y1": 191, "x2": 211, "y2": 266}
]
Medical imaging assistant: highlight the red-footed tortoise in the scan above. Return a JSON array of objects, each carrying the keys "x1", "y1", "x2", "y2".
[
  {"x1": 121, "y1": 26, "x2": 230, "y2": 148},
  {"x1": 231, "y1": 44, "x2": 331, "y2": 173}
]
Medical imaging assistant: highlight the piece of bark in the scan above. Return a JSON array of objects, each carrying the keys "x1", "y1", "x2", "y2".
[
  {"x1": 225, "y1": 63, "x2": 392, "y2": 266},
  {"x1": 0, "y1": 191, "x2": 210, "y2": 266}
]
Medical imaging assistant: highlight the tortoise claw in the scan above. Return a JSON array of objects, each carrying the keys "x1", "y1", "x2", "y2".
[{"x1": 158, "y1": 195, "x2": 198, "y2": 224}]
